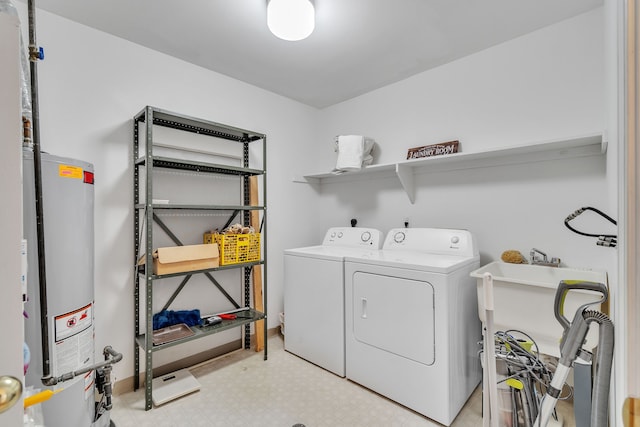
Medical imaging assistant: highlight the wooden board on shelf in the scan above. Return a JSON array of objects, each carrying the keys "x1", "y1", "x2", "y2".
[{"x1": 249, "y1": 175, "x2": 264, "y2": 352}]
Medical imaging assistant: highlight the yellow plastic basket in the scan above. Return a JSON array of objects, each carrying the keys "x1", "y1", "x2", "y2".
[{"x1": 211, "y1": 233, "x2": 261, "y2": 265}]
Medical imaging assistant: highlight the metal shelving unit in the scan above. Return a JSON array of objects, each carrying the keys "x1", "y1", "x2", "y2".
[{"x1": 133, "y1": 106, "x2": 267, "y2": 410}]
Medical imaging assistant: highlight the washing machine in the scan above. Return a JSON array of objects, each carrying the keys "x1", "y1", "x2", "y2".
[
  {"x1": 344, "y1": 228, "x2": 481, "y2": 426},
  {"x1": 284, "y1": 227, "x2": 383, "y2": 376}
]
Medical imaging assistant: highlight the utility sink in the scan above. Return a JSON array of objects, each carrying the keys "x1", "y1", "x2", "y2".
[{"x1": 471, "y1": 261, "x2": 608, "y2": 358}]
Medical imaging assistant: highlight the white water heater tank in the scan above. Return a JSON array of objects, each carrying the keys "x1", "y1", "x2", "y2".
[{"x1": 23, "y1": 149, "x2": 96, "y2": 427}]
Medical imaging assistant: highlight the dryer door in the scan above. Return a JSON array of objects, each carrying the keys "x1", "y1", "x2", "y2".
[{"x1": 352, "y1": 271, "x2": 435, "y2": 365}]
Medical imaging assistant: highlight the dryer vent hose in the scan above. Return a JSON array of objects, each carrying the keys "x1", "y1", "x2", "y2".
[{"x1": 584, "y1": 309, "x2": 615, "y2": 427}]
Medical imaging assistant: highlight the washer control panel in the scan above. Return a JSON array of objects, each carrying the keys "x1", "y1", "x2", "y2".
[
  {"x1": 383, "y1": 228, "x2": 477, "y2": 257},
  {"x1": 323, "y1": 227, "x2": 383, "y2": 248}
]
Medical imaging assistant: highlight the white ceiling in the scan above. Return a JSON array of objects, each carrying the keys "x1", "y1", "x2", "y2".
[{"x1": 25, "y1": 0, "x2": 603, "y2": 108}]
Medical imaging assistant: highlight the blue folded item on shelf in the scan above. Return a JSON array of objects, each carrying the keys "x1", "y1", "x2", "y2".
[{"x1": 153, "y1": 309, "x2": 202, "y2": 330}]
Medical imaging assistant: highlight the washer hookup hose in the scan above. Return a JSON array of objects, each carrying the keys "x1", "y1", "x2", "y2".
[{"x1": 564, "y1": 206, "x2": 617, "y2": 248}]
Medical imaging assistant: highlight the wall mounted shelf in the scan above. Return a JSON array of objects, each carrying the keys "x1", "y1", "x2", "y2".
[{"x1": 295, "y1": 133, "x2": 606, "y2": 204}]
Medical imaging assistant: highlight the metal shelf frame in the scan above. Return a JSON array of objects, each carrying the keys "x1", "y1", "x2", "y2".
[
  {"x1": 133, "y1": 106, "x2": 267, "y2": 410},
  {"x1": 135, "y1": 308, "x2": 266, "y2": 351},
  {"x1": 134, "y1": 204, "x2": 265, "y2": 211},
  {"x1": 134, "y1": 155, "x2": 264, "y2": 176}
]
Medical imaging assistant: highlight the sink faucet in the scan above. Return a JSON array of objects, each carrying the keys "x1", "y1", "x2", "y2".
[{"x1": 530, "y1": 248, "x2": 561, "y2": 267}]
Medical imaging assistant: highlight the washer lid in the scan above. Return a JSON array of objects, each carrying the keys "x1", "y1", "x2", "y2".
[
  {"x1": 284, "y1": 245, "x2": 380, "y2": 261},
  {"x1": 345, "y1": 250, "x2": 479, "y2": 274},
  {"x1": 284, "y1": 227, "x2": 384, "y2": 260}
]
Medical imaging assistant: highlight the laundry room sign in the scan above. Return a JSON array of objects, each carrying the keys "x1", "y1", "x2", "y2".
[{"x1": 407, "y1": 140, "x2": 460, "y2": 159}]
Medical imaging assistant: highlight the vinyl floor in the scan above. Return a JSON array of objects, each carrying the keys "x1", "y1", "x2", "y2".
[{"x1": 110, "y1": 334, "x2": 574, "y2": 427}]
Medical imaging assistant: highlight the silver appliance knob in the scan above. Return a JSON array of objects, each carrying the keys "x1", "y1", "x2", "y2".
[
  {"x1": 337, "y1": 232, "x2": 343, "y2": 238},
  {"x1": 451, "y1": 236, "x2": 460, "y2": 244},
  {"x1": 361, "y1": 231, "x2": 372, "y2": 242}
]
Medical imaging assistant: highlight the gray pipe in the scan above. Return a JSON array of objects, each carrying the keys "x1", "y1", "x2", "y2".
[
  {"x1": 27, "y1": 0, "x2": 52, "y2": 384},
  {"x1": 583, "y1": 309, "x2": 615, "y2": 427},
  {"x1": 43, "y1": 346, "x2": 123, "y2": 386}
]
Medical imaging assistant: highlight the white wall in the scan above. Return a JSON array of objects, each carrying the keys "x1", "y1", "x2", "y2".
[
  {"x1": 14, "y1": 3, "x2": 320, "y2": 384},
  {"x1": 311, "y1": 8, "x2": 615, "y2": 276}
]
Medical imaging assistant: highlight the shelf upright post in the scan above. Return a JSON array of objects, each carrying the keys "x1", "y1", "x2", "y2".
[
  {"x1": 262, "y1": 135, "x2": 268, "y2": 360},
  {"x1": 242, "y1": 139, "x2": 251, "y2": 349},
  {"x1": 133, "y1": 113, "x2": 141, "y2": 391},
  {"x1": 144, "y1": 106, "x2": 155, "y2": 410}
]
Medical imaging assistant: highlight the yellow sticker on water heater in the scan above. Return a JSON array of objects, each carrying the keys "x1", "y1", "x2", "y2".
[{"x1": 59, "y1": 164, "x2": 83, "y2": 179}]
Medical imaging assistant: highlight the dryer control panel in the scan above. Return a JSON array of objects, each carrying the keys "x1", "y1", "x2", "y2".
[
  {"x1": 383, "y1": 228, "x2": 478, "y2": 257},
  {"x1": 322, "y1": 227, "x2": 384, "y2": 248}
]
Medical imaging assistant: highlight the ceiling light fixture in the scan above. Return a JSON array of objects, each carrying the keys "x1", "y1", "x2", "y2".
[{"x1": 267, "y1": 0, "x2": 315, "y2": 41}]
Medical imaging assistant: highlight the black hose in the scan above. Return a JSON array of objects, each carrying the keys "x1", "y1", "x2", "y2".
[
  {"x1": 27, "y1": 0, "x2": 52, "y2": 384},
  {"x1": 564, "y1": 206, "x2": 617, "y2": 239}
]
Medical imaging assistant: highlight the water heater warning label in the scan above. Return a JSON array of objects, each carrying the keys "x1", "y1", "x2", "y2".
[
  {"x1": 53, "y1": 303, "x2": 94, "y2": 377},
  {"x1": 55, "y1": 303, "x2": 92, "y2": 341},
  {"x1": 59, "y1": 164, "x2": 83, "y2": 179}
]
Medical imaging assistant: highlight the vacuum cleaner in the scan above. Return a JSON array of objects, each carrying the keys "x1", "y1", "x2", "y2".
[
  {"x1": 534, "y1": 280, "x2": 614, "y2": 427},
  {"x1": 481, "y1": 275, "x2": 614, "y2": 427},
  {"x1": 481, "y1": 272, "x2": 562, "y2": 427}
]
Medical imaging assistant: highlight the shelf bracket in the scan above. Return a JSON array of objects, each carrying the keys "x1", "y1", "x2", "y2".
[{"x1": 395, "y1": 163, "x2": 415, "y2": 204}]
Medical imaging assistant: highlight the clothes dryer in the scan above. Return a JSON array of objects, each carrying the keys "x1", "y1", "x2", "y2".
[
  {"x1": 284, "y1": 227, "x2": 383, "y2": 376},
  {"x1": 344, "y1": 228, "x2": 481, "y2": 426}
]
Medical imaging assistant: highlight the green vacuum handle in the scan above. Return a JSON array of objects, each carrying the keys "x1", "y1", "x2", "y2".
[{"x1": 554, "y1": 280, "x2": 608, "y2": 332}]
